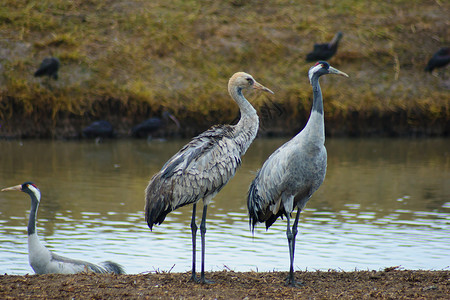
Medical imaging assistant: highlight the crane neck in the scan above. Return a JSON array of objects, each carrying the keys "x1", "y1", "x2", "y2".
[
  {"x1": 302, "y1": 75, "x2": 325, "y2": 143},
  {"x1": 228, "y1": 86, "x2": 259, "y2": 152},
  {"x1": 229, "y1": 86, "x2": 258, "y2": 127},
  {"x1": 310, "y1": 76, "x2": 324, "y2": 114},
  {"x1": 27, "y1": 192, "x2": 40, "y2": 236},
  {"x1": 229, "y1": 87, "x2": 258, "y2": 118}
]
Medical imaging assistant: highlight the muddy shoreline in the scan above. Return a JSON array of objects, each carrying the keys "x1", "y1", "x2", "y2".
[{"x1": 1, "y1": 269, "x2": 448, "y2": 299}]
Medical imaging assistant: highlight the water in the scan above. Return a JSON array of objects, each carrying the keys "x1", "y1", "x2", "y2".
[{"x1": 0, "y1": 138, "x2": 448, "y2": 275}]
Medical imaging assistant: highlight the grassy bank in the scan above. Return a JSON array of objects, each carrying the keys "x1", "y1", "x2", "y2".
[{"x1": 0, "y1": 0, "x2": 448, "y2": 138}]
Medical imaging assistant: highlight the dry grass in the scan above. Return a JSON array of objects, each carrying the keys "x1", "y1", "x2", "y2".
[{"x1": 0, "y1": 0, "x2": 449, "y2": 138}]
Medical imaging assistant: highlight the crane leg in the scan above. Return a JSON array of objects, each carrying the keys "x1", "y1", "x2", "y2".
[
  {"x1": 189, "y1": 203, "x2": 198, "y2": 282},
  {"x1": 199, "y1": 204, "x2": 214, "y2": 284},
  {"x1": 291, "y1": 208, "x2": 301, "y2": 266},
  {"x1": 285, "y1": 212, "x2": 303, "y2": 287}
]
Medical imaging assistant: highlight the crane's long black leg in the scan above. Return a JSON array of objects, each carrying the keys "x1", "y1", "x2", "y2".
[
  {"x1": 286, "y1": 212, "x2": 302, "y2": 287},
  {"x1": 199, "y1": 204, "x2": 214, "y2": 284},
  {"x1": 291, "y1": 208, "x2": 301, "y2": 264},
  {"x1": 189, "y1": 203, "x2": 198, "y2": 282},
  {"x1": 290, "y1": 208, "x2": 303, "y2": 287},
  {"x1": 286, "y1": 214, "x2": 294, "y2": 285}
]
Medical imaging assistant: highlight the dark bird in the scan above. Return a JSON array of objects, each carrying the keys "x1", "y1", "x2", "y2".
[
  {"x1": 306, "y1": 32, "x2": 343, "y2": 62},
  {"x1": 34, "y1": 57, "x2": 60, "y2": 80},
  {"x1": 247, "y1": 62, "x2": 348, "y2": 287},
  {"x1": 82, "y1": 120, "x2": 115, "y2": 139},
  {"x1": 424, "y1": 47, "x2": 450, "y2": 72},
  {"x1": 1, "y1": 182, "x2": 125, "y2": 274},
  {"x1": 145, "y1": 72, "x2": 273, "y2": 284},
  {"x1": 131, "y1": 111, "x2": 181, "y2": 138}
]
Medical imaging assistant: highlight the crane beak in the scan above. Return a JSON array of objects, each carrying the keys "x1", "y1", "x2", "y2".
[
  {"x1": 1, "y1": 184, "x2": 22, "y2": 192},
  {"x1": 328, "y1": 66, "x2": 349, "y2": 77},
  {"x1": 253, "y1": 81, "x2": 274, "y2": 94}
]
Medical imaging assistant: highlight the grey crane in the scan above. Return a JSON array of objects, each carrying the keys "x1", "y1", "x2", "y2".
[
  {"x1": 1, "y1": 182, "x2": 125, "y2": 275},
  {"x1": 145, "y1": 72, "x2": 273, "y2": 284},
  {"x1": 247, "y1": 62, "x2": 348, "y2": 287}
]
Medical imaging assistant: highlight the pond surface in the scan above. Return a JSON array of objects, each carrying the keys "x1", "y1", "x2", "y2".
[{"x1": 0, "y1": 138, "x2": 448, "y2": 275}]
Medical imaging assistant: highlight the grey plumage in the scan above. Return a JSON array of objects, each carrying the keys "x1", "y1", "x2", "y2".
[
  {"x1": 145, "y1": 72, "x2": 273, "y2": 284},
  {"x1": 146, "y1": 125, "x2": 247, "y2": 226},
  {"x1": 247, "y1": 62, "x2": 348, "y2": 287},
  {"x1": 1, "y1": 182, "x2": 125, "y2": 275}
]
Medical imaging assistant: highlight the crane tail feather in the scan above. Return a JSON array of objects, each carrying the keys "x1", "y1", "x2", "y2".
[
  {"x1": 100, "y1": 261, "x2": 125, "y2": 274},
  {"x1": 145, "y1": 174, "x2": 172, "y2": 230},
  {"x1": 247, "y1": 179, "x2": 263, "y2": 232}
]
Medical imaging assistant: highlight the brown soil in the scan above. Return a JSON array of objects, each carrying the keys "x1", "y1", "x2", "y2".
[{"x1": 1, "y1": 269, "x2": 448, "y2": 299}]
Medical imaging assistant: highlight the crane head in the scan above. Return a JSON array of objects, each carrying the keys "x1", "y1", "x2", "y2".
[
  {"x1": 229, "y1": 72, "x2": 274, "y2": 95},
  {"x1": 308, "y1": 61, "x2": 348, "y2": 84},
  {"x1": 2, "y1": 182, "x2": 41, "y2": 202}
]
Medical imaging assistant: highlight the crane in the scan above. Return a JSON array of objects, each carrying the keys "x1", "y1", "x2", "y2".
[
  {"x1": 306, "y1": 32, "x2": 343, "y2": 62},
  {"x1": 145, "y1": 72, "x2": 273, "y2": 284},
  {"x1": 247, "y1": 62, "x2": 348, "y2": 287},
  {"x1": 1, "y1": 182, "x2": 125, "y2": 275},
  {"x1": 34, "y1": 57, "x2": 60, "y2": 80}
]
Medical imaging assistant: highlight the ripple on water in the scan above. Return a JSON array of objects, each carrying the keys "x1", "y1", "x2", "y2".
[{"x1": 0, "y1": 138, "x2": 449, "y2": 274}]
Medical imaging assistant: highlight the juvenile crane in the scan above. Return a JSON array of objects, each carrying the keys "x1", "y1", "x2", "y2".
[
  {"x1": 247, "y1": 62, "x2": 348, "y2": 287},
  {"x1": 306, "y1": 32, "x2": 343, "y2": 62},
  {"x1": 2, "y1": 182, "x2": 125, "y2": 275},
  {"x1": 145, "y1": 72, "x2": 273, "y2": 284}
]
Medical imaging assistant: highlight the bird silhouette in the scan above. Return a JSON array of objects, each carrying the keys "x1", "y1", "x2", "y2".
[
  {"x1": 34, "y1": 57, "x2": 60, "y2": 80},
  {"x1": 306, "y1": 32, "x2": 343, "y2": 62},
  {"x1": 424, "y1": 47, "x2": 450, "y2": 72},
  {"x1": 131, "y1": 111, "x2": 180, "y2": 139},
  {"x1": 145, "y1": 72, "x2": 273, "y2": 284},
  {"x1": 248, "y1": 62, "x2": 348, "y2": 287},
  {"x1": 1, "y1": 182, "x2": 125, "y2": 274},
  {"x1": 82, "y1": 120, "x2": 115, "y2": 139}
]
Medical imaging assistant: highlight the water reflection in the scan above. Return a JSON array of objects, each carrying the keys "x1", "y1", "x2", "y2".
[{"x1": 0, "y1": 138, "x2": 448, "y2": 275}]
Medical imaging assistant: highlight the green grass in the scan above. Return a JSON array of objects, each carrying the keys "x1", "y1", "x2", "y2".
[{"x1": 0, "y1": 0, "x2": 448, "y2": 137}]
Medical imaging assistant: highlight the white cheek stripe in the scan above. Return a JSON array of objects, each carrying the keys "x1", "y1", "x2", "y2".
[
  {"x1": 308, "y1": 64, "x2": 322, "y2": 83},
  {"x1": 28, "y1": 185, "x2": 41, "y2": 201}
]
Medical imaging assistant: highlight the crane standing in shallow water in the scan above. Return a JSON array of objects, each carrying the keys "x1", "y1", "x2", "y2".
[
  {"x1": 145, "y1": 72, "x2": 273, "y2": 284},
  {"x1": 2, "y1": 182, "x2": 125, "y2": 274},
  {"x1": 247, "y1": 62, "x2": 348, "y2": 287}
]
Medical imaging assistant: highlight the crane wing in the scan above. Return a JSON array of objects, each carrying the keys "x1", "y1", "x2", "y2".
[
  {"x1": 248, "y1": 141, "x2": 293, "y2": 229},
  {"x1": 145, "y1": 124, "x2": 242, "y2": 229},
  {"x1": 49, "y1": 252, "x2": 107, "y2": 274}
]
